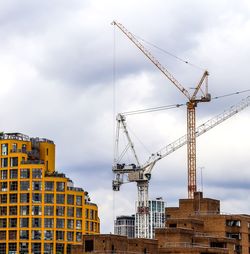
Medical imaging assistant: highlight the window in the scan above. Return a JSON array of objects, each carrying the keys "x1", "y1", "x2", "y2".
[
  {"x1": 0, "y1": 219, "x2": 7, "y2": 228},
  {"x1": 56, "y1": 182, "x2": 65, "y2": 191},
  {"x1": 44, "y1": 194, "x2": 54, "y2": 204},
  {"x1": 32, "y1": 181, "x2": 42, "y2": 191},
  {"x1": 1, "y1": 144, "x2": 8, "y2": 156},
  {"x1": 56, "y1": 206, "x2": 65, "y2": 216},
  {"x1": 56, "y1": 243, "x2": 64, "y2": 254},
  {"x1": 20, "y1": 181, "x2": 30, "y2": 191},
  {"x1": 32, "y1": 193, "x2": 42, "y2": 203},
  {"x1": 10, "y1": 181, "x2": 18, "y2": 191},
  {"x1": 9, "y1": 169, "x2": 18, "y2": 179},
  {"x1": 9, "y1": 218, "x2": 17, "y2": 227},
  {"x1": 20, "y1": 243, "x2": 29, "y2": 253},
  {"x1": 10, "y1": 193, "x2": 18, "y2": 203},
  {"x1": 56, "y1": 219, "x2": 64, "y2": 228},
  {"x1": 76, "y1": 208, "x2": 82, "y2": 218},
  {"x1": 44, "y1": 218, "x2": 53, "y2": 228},
  {"x1": 67, "y1": 207, "x2": 74, "y2": 217},
  {"x1": 0, "y1": 170, "x2": 7, "y2": 180},
  {"x1": 20, "y1": 206, "x2": 29, "y2": 216},
  {"x1": 20, "y1": 169, "x2": 30, "y2": 179},
  {"x1": 9, "y1": 206, "x2": 17, "y2": 215},
  {"x1": 20, "y1": 218, "x2": 29, "y2": 228},
  {"x1": 226, "y1": 220, "x2": 241, "y2": 227},
  {"x1": 22, "y1": 144, "x2": 27, "y2": 153},
  {"x1": 76, "y1": 196, "x2": 82, "y2": 206},
  {"x1": 56, "y1": 231, "x2": 64, "y2": 241},
  {"x1": 56, "y1": 194, "x2": 65, "y2": 204},
  {"x1": 67, "y1": 231, "x2": 74, "y2": 241},
  {"x1": 0, "y1": 207, "x2": 7, "y2": 216},
  {"x1": 32, "y1": 206, "x2": 41, "y2": 216},
  {"x1": 10, "y1": 157, "x2": 18, "y2": 167},
  {"x1": 67, "y1": 194, "x2": 74, "y2": 205},
  {"x1": 76, "y1": 220, "x2": 82, "y2": 230},
  {"x1": 32, "y1": 218, "x2": 41, "y2": 228},
  {"x1": 8, "y1": 231, "x2": 17, "y2": 240},
  {"x1": 67, "y1": 219, "x2": 74, "y2": 229},
  {"x1": 44, "y1": 231, "x2": 53, "y2": 240},
  {"x1": 85, "y1": 221, "x2": 89, "y2": 231},
  {"x1": 1, "y1": 158, "x2": 8, "y2": 168},
  {"x1": 32, "y1": 168, "x2": 42, "y2": 179},
  {"x1": 32, "y1": 230, "x2": 41, "y2": 240},
  {"x1": 45, "y1": 181, "x2": 54, "y2": 191},
  {"x1": 76, "y1": 232, "x2": 82, "y2": 242},
  {"x1": 44, "y1": 206, "x2": 54, "y2": 216},
  {"x1": 32, "y1": 243, "x2": 41, "y2": 253},
  {"x1": 20, "y1": 193, "x2": 29, "y2": 203},
  {"x1": 0, "y1": 182, "x2": 7, "y2": 191},
  {"x1": 20, "y1": 230, "x2": 29, "y2": 240},
  {"x1": 0, "y1": 243, "x2": 6, "y2": 253},
  {"x1": 0, "y1": 194, "x2": 7, "y2": 204},
  {"x1": 0, "y1": 231, "x2": 6, "y2": 240}
]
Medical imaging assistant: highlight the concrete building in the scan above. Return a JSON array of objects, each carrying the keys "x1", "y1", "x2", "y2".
[
  {"x1": 0, "y1": 132, "x2": 100, "y2": 254},
  {"x1": 114, "y1": 215, "x2": 135, "y2": 238},
  {"x1": 135, "y1": 197, "x2": 165, "y2": 239}
]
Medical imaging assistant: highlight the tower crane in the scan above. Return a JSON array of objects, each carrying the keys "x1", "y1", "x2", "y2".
[
  {"x1": 113, "y1": 96, "x2": 250, "y2": 238},
  {"x1": 112, "y1": 20, "x2": 210, "y2": 199}
]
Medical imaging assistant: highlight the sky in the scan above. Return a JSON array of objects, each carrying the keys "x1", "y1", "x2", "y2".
[{"x1": 0, "y1": 0, "x2": 250, "y2": 233}]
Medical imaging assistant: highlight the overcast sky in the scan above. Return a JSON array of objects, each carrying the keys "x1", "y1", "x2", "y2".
[{"x1": 0, "y1": 0, "x2": 250, "y2": 233}]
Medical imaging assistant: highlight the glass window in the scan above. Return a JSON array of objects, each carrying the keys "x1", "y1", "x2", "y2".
[
  {"x1": 0, "y1": 170, "x2": 7, "y2": 180},
  {"x1": 20, "y1": 181, "x2": 30, "y2": 191},
  {"x1": 76, "y1": 232, "x2": 82, "y2": 242},
  {"x1": 44, "y1": 218, "x2": 53, "y2": 228},
  {"x1": 44, "y1": 194, "x2": 54, "y2": 204},
  {"x1": 9, "y1": 242, "x2": 17, "y2": 251},
  {"x1": 67, "y1": 219, "x2": 74, "y2": 229},
  {"x1": 32, "y1": 193, "x2": 42, "y2": 203},
  {"x1": 45, "y1": 181, "x2": 54, "y2": 191},
  {"x1": 20, "y1": 230, "x2": 29, "y2": 240},
  {"x1": 44, "y1": 206, "x2": 54, "y2": 216},
  {"x1": 32, "y1": 243, "x2": 41, "y2": 253},
  {"x1": 32, "y1": 181, "x2": 42, "y2": 191},
  {"x1": 44, "y1": 243, "x2": 53, "y2": 252},
  {"x1": 32, "y1": 206, "x2": 41, "y2": 216},
  {"x1": 22, "y1": 144, "x2": 27, "y2": 153},
  {"x1": 12, "y1": 143, "x2": 17, "y2": 152},
  {"x1": 1, "y1": 144, "x2": 8, "y2": 156},
  {"x1": 20, "y1": 206, "x2": 29, "y2": 216},
  {"x1": 76, "y1": 196, "x2": 82, "y2": 206},
  {"x1": 9, "y1": 206, "x2": 17, "y2": 215},
  {"x1": 0, "y1": 231, "x2": 6, "y2": 240},
  {"x1": 32, "y1": 168, "x2": 42, "y2": 179},
  {"x1": 56, "y1": 194, "x2": 65, "y2": 204},
  {"x1": 56, "y1": 182, "x2": 65, "y2": 192},
  {"x1": 0, "y1": 194, "x2": 7, "y2": 204},
  {"x1": 1, "y1": 158, "x2": 8, "y2": 168},
  {"x1": 76, "y1": 220, "x2": 82, "y2": 230},
  {"x1": 10, "y1": 169, "x2": 18, "y2": 179},
  {"x1": 10, "y1": 157, "x2": 18, "y2": 167},
  {"x1": 32, "y1": 230, "x2": 41, "y2": 240},
  {"x1": 9, "y1": 218, "x2": 17, "y2": 228},
  {"x1": 0, "y1": 182, "x2": 7, "y2": 191},
  {"x1": 0, "y1": 207, "x2": 7, "y2": 216},
  {"x1": 20, "y1": 242, "x2": 29, "y2": 253},
  {"x1": 67, "y1": 207, "x2": 74, "y2": 217},
  {"x1": 10, "y1": 181, "x2": 18, "y2": 191},
  {"x1": 56, "y1": 219, "x2": 64, "y2": 229},
  {"x1": 67, "y1": 195, "x2": 74, "y2": 205},
  {"x1": 32, "y1": 218, "x2": 41, "y2": 228},
  {"x1": 44, "y1": 231, "x2": 53, "y2": 240},
  {"x1": 20, "y1": 218, "x2": 29, "y2": 228},
  {"x1": 20, "y1": 169, "x2": 30, "y2": 179},
  {"x1": 67, "y1": 231, "x2": 74, "y2": 241},
  {"x1": 20, "y1": 193, "x2": 29, "y2": 203},
  {"x1": 76, "y1": 208, "x2": 82, "y2": 218},
  {"x1": 56, "y1": 231, "x2": 64, "y2": 241},
  {"x1": 56, "y1": 206, "x2": 64, "y2": 216},
  {"x1": 8, "y1": 232, "x2": 17, "y2": 240},
  {"x1": 0, "y1": 219, "x2": 7, "y2": 228}
]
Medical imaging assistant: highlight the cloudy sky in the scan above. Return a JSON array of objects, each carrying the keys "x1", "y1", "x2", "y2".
[{"x1": 0, "y1": 0, "x2": 250, "y2": 233}]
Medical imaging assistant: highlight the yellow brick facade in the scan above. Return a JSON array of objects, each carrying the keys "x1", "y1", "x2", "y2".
[{"x1": 0, "y1": 132, "x2": 100, "y2": 254}]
